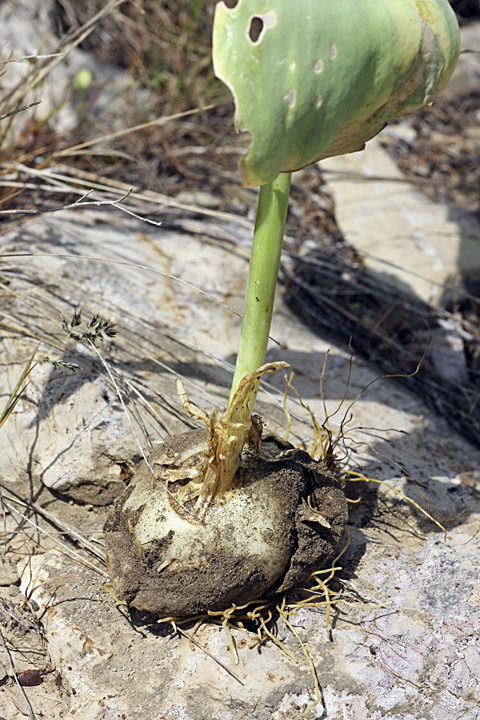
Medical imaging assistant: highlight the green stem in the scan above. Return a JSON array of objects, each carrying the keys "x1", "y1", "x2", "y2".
[{"x1": 229, "y1": 172, "x2": 292, "y2": 409}]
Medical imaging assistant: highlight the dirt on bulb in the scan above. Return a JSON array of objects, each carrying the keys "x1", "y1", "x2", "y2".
[{"x1": 104, "y1": 430, "x2": 348, "y2": 618}]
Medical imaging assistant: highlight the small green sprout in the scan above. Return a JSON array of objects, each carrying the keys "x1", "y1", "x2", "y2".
[{"x1": 73, "y1": 68, "x2": 93, "y2": 92}]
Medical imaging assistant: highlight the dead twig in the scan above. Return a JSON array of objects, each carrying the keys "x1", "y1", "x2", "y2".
[
  {"x1": 0, "y1": 626, "x2": 37, "y2": 720},
  {"x1": 0, "y1": 480, "x2": 106, "y2": 565},
  {"x1": 282, "y1": 247, "x2": 480, "y2": 446},
  {"x1": 0, "y1": 101, "x2": 41, "y2": 123},
  {"x1": 175, "y1": 626, "x2": 245, "y2": 686}
]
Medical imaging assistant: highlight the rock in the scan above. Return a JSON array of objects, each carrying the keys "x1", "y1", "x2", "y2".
[
  {"x1": 2, "y1": 3, "x2": 479, "y2": 719},
  {"x1": 446, "y1": 21, "x2": 480, "y2": 95},
  {"x1": 18, "y1": 510, "x2": 480, "y2": 719},
  {"x1": 0, "y1": 661, "x2": 8, "y2": 683},
  {"x1": 321, "y1": 135, "x2": 480, "y2": 305},
  {"x1": 320, "y1": 23, "x2": 480, "y2": 307},
  {"x1": 0, "y1": 559, "x2": 19, "y2": 587},
  {"x1": 0, "y1": 210, "x2": 248, "y2": 503}
]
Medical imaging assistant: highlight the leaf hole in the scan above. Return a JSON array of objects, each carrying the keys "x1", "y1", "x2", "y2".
[
  {"x1": 316, "y1": 97, "x2": 323, "y2": 108},
  {"x1": 224, "y1": 0, "x2": 239, "y2": 7},
  {"x1": 249, "y1": 16, "x2": 264, "y2": 43},
  {"x1": 314, "y1": 59, "x2": 324, "y2": 74},
  {"x1": 329, "y1": 44, "x2": 337, "y2": 59}
]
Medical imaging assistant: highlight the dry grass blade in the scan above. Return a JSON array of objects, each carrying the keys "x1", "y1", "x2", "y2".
[
  {"x1": 0, "y1": 344, "x2": 38, "y2": 429},
  {"x1": 0, "y1": 100, "x2": 41, "y2": 123},
  {"x1": 277, "y1": 607, "x2": 323, "y2": 715},
  {"x1": 174, "y1": 625, "x2": 245, "y2": 686},
  {"x1": 0, "y1": 627, "x2": 37, "y2": 720},
  {"x1": 283, "y1": 247, "x2": 480, "y2": 447},
  {"x1": 0, "y1": 480, "x2": 106, "y2": 565},
  {"x1": 0, "y1": 161, "x2": 250, "y2": 225},
  {"x1": 1, "y1": 0, "x2": 127, "y2": 117},
  {"x1": 51, "y1": 103, "x2": 221, "y2": 158},
  {"x1": 3, "y1": 500, "x2": 108, "y2": 578},
  {"x1": 3, "y1": 249, "x2": 244, "y2": 324}
]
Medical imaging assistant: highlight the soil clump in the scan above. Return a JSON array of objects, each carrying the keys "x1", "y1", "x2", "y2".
[{"x1": 105, "y1": 431, "x2": 348, "y2": 617}]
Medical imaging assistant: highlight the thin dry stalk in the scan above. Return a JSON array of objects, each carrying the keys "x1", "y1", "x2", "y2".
[
  {"x1": 282, "y1": 247, "x2": 480, "y2": 447},
  {"x1": 0, "y1": 0, "x2": 127, "y2": 120},
  {"x1": 0, "y1": 481, "x2": 105, "y2": 564},
  {"x1": 0, "y1": 160, "x2": 249, "y2": 225},
  {"x1": 0, "y1": 627, "x2": 37, "y2": 720}
]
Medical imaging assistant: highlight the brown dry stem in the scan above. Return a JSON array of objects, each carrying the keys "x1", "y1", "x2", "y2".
[{"x1": 177, "y1": 361, "x2": 289, "y2": 521}]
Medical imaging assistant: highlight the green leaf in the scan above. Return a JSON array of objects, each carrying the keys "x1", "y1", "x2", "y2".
[{"x1": 213, "y1": 0, "x2": 460, "y2": 187}]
